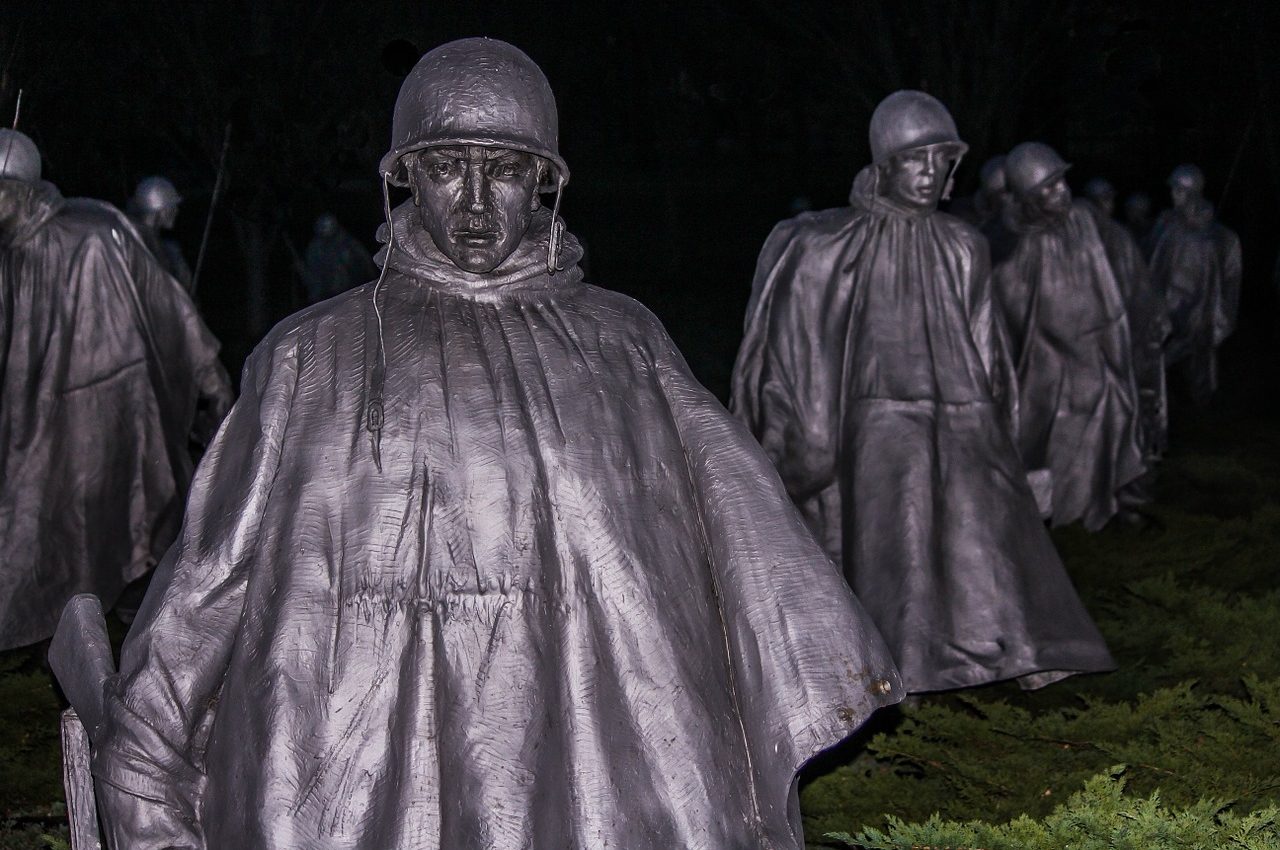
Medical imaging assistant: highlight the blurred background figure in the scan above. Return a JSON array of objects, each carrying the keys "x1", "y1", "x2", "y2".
[
  {"x1": 994, "y1": 142, "x2": 1146, "y2": 530},
  {"x1": 1124, "y1": 191, "x2": 1155, "y2": 250},
  {"x1": 951, "y1": 155, "x2": 1018, "y2": 264},
  {"x1": 1082, "y1": 176, "x2": 1169, "y2": 465},
  {"x1": 1149, "y1": 164, "x2": 1242, "y2": 407},
  {"x1": 128, "y1": 175, "x2": 193, "y2": 291},
  {"x1": 300, "y1": 212, "x2": 377, "y2": 303},
  {"x1": 0, "y1": 130, "x2": 232, "y2": 650}
]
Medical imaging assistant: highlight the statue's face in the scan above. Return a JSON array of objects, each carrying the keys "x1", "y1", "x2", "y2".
[
  {"x1": 409, "y1": 145, "x2": 544, "y2": 273},
  {"x1": 1030, "y1": 175, "x2": 1072, "y2": 216},
  {"x1": 883, "y1": 147, "x2": 951, "y2": 211},
  {"x1": 1170, "y1": 184, "x2": 1194, "y2": 211}
]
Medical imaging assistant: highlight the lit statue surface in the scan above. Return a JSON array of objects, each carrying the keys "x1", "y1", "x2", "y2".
[
  {"x1": 731, "y1": 92, "x2": 1113, "y2": 694},
  {"x1": 994, "y1": 142, "x2": 1146, "y2": 530},
  {"x1": 0, "y1": 129, "x2": 231, "y2": 651},
  {"x1": 83, "y1": 38, "x2": 901, "y2": 850},
  {"x1": 1082, "y1": 177, "x2": 1169, "y2": 460},
  {"x1": 1149, "y1": 164, "x2": 1242, "y2": 406},
  {"x1": 128, "y1": 175, "x2": 193, "y2": 291}
]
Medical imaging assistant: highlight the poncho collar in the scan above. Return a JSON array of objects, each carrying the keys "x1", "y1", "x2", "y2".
[
  {"x1": 374, "y1": 201, "x2": 584, "y2": 299},
  {"x1": 848, "y1": 164, "x2": 938, "y2": 220},
  {"x1": 1, "y1": 180, "x2": 64, "y2": 249}
]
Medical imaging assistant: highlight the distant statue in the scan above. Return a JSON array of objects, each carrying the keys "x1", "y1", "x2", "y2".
[
  {"x1": 0, "y1": 130, "x2": 231, "y2": 651},
  {"x1": 1124, "y1": 191, "x2": 1155, "y2": 251},
  {"x1": 951, "y1": 155, "x2": 1018, "y2": 264},
  {"x1": 994, "y1": 142, "x2": 1146, "y2": 530},
  {"x1": 74, "y1": 38, "x2": 900, "y2": 850},
  {"x1": 128, "y1": 175, "x2": 193, "y2": 291},
  {"x1": 732, "y1": 91, "x2": 1113, "y2": 695},
  {"x1": 1082, "y1": 176, "x2": 1170, "y2": 460},
  {"x1": 301, "y1": 212, "x2": 377, "y2": 303},
  {"x1": 1149, "y1": 165, "x2": 1242, "y2": 406}
]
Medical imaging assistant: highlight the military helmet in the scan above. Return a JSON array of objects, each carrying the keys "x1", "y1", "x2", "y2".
[
  {"x1": 132, "y1": 176, "x2": 183, "y2": 213},
  {"x1": 979, "y1": 155, "x2": 1007, "y2": 194},
  {"x1": 868, "y1": 90, "x2": 968, "y2": 165},
  {"x1": 0, "y1": 129, "x2": 41, "y2": 183},
  {"x1": 1168, "y1": 163, "x2": 1205, "y2": 194},
  {"x1": 379, "y1": 38, "x2": 568, "y2": 191},
  {"x1": 1005, "y1": 142, "x2": 1071, "y2": 196},
  {"x1": 1083, "y1": 177, "x2": 1116, "y2": 203}
]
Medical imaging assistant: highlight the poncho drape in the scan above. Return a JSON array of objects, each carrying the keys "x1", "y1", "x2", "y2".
[
  {"x1": 0, "y1": 184, "x2": 229, "y2": 650},
  {"x1": 731, "y1": 169, "x2": 1113, "y2": 693},
  {"x1": 1149, "y1": 202, "x2": 1242, "y2": 405},
  {"x1": 1084, "y1": 201, "x2": 1169, "y2": 457},
  {"x1": 92, "y1": 206, "x2": 901, "y2": 850},
  {"x1": 994, "y1": 201, "x2": 1146, "y2": 530}
]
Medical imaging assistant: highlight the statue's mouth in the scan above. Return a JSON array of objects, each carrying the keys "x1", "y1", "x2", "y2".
[{"x1": 453, "y1": 229, "x2": 499, "y2": 247}]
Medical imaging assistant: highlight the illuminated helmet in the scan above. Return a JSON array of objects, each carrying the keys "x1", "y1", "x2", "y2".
[
  {"x1": 0, "y1": 129, "x2": 41, "y2": 183},
  {"x1": 1168, "y1": 164, "x2": 1205, "y2": 194},
  {"x1": 379, "y1": 38, "x2": 568, "y2": 191},
  {"x1": 1083, "y1": 177, "x2": 1116, "y2": 203},
  {"x1": 131, "y1": 176, "x2": 183, "y2": 213},
  {"x1": 1005, "y1": 142, "x2": 1071, "y2": 196},
  {"x1": 868, "y1": 90, "x2": 968, "y2": 165}
]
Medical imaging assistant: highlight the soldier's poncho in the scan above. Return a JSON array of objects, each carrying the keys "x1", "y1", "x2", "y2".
[
  {"x1": 0, "y1": 183, "x2": 229, "y2": 650},
  {"x1": 1084, "y1": 201, "x2": 1169, "y2": 456},
  {"x1": 132, "y1": 219, "x2": 194, "y2": 292},
  {"x1": 731, "y1": 168, "x2": 1113, "y2": 694},
  {"x1": 92, "y1": 206, "x2": 901, "y2": 850},
  {"x1": 995, "y1": 200, "x2": 1146, "y2": 530},
  {"x1": 1150, "y1": 201, "x2": 1242, "y2": 405}
]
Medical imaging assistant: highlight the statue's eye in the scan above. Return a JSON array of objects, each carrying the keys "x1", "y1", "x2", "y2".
[
  {"x1": 429, "y1": 161, "x2": 453, "y2": 177},
  {"x1": 491, "y1": 161, "x2": 522, "y2": 178}
]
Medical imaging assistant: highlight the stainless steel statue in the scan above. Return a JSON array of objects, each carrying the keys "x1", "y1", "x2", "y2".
[
  {"x1": 128, "y1": 175, "x2": 194, "y2": 291},
  {"x1": 1149, "y1": 164, "x2": 1242, "y2": 406},
  {"x1": 78, "y1": 39, "x2": 901, "y2": 850},
  {"x1": 1082, "y1": 176, "x2": 1170, "y2": 460},
  {"x1": 0, "y1": 129, "x2": 232, "y2": 651},
  {"x1": 731, "y1": 91, "x2": 1113, "y2": 694},
  {"x1": 994, "y1": 142, "x2": 1146, "y2": 530}
]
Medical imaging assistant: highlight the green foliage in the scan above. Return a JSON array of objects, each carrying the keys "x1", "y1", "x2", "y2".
[
  {"x1": 0, "y1": 649, "x2": 64, "y2": 816},
  {"x1": 825, "y1": 768, "x2": 1280, "y2": 850}
]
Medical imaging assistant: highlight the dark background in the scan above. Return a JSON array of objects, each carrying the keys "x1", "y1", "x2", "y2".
[{"x1": 4, "y1": 0, "x2": 1277, "y2": 397}]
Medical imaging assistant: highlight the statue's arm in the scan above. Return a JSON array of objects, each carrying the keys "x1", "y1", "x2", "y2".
[{"x1": 92, "y1": 344, "x2": 297, "y2": 849}]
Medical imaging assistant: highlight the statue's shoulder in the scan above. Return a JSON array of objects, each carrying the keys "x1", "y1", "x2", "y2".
[{"x1": 770, "y1": 207, "x2": 855, "y2": 247}]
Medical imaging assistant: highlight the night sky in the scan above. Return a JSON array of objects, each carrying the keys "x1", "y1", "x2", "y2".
[{"x1": 4, "y1": 0, "x2": 1276, "y2": 395}]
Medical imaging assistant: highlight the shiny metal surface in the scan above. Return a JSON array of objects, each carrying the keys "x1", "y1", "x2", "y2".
[
  {"x1": 995, "y1": 196, "x2": 1146, "y2": 529},
  {"x1": 0, "y1": 129, "x2": 40, "y2": 182},
  {"x1": 868, "y1": 89, "x2": 968, "y2": 165},
  {"x1": 0, "y1": 183, "x2": 232, "y2": 650},
  {"x1": 1168, "y1": 163, "x2": 1205, "y2": 193},
  {"x1": 90, "y1": 39, "x2": 902, "y2": 850},
  {"x1": 380, "y1": 38, "x2": 568, "y2": 189},
  {"x1": 1005, "y1": 141, "x2": 1071, "y2": 196},
  {"x1": 1083, "y1": 199, "x2": 1169, "y2": 457},
  {"x1": 732, "y1": 148, "x2": 1113, "y2": 694},
  {"x1": 1150, "y1": 197, "x2": 1241, "y2": 405},
  {"x1": 131, "y1": 176, "x2": 183, "y2": 214}
]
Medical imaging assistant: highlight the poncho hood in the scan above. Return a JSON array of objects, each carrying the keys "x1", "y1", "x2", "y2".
[{"x1": 375, "y1": 202, "x2": 584, "y2": 298}]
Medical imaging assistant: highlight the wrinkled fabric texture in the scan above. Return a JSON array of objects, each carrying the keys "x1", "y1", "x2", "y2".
[
  {"x1": 0, "y1": 184, "x2": 230, "y2": 650},
  {"x1": 131, "y1": 220, "x2": 194, "y2": 292},
  {"x1": 302, "y1": 226, "x2": 377, "y2": 303},
  {"x1": 92, "y1": 204, "x2": 902, "y2": 850},
  {"x1": 995, "y1": 200, "x2": 1146, "y2": 530},
  {"x1": 1084, "y1": 201, "x2": 1169, "y2": 457},
  {"x1": 1149, "y1": 202, "x2": 1242, "y2": 406},
  {"x1": 730, "y1": 167, "x2": 1113, "y2": 694}
]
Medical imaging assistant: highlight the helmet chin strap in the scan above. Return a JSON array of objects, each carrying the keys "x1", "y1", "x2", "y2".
[
  {"x1": 942, "y1": 153, "x2": 964, "y2": 202},
  {"x1": 546, "y1": 175, "x2": 565, "y2": 274},
  {"x1": 366, "y1": 172, "x2": 394, "y2": 473}
]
